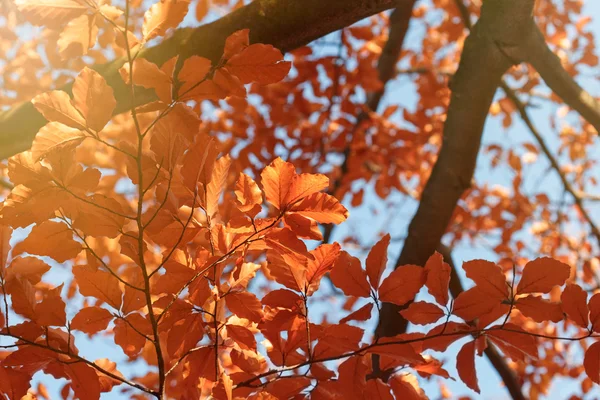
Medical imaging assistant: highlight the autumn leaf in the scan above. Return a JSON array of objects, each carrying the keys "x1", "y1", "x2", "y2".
[
  {"x1": 71, "y1": 307, "x2": 114, "y2": 335},
  {"x1": 452, "y1": 287, "x2": 501, "y2": 322},
  {"x1": 378, "y1": 265, "x2": 426, "y2": 306},
  {"x1": 486, "y1": 324, "x2": 538, "y2": 361},
  {"x1": 13, "y1": 220, "x2": 82, "y2": 263},
  {"x1": 205, "y1": 155, "x2": 231, "y2": 218},
  {"x1": 339, "y1": 303, "x2": 374, "y2": 324},
  {"x1": 589, "y1": 293, "x2": 600, "y2": 333},
  {"x1": 226, "y1": 44, "x2": 292, "y2": 84},
  {"x1": 516, "y1": 257, "x2": 571, "y2": 294},
  {"x1": 365, "y1": 234, "x2": 390, "y2": 290},
  {"x1": 32, "y1": 91, "x2": 86, "y2": 130},
  {"x1": 289, "y1": 192, "x2": 349, "y2": 224},
  {"x1": 72, "y1": 67, "x2": 116, "y2": 131},
  {"x1": 329, "y1": 251, "x2": 371, "y2": 298},
  {"x1": 234, "y1": 173, "x2": 263, "y2": 215},
  {"x1": 424, "y1": 252, "x2": 451, "y2": 306},
  {"x1": 364, "y1": 378, "x2": 394, "y2": 400},
  {"x1": 561, "y1": 283, "x2": 589, "y2": 328},
  {"x1": 456, "y1": 341, "x2": 480, "y2": 393},
  {"x1": 462, "y1": 259, "x2": 509, "y2": 300},
  {"x1": 304, "y1": 243, "x2": 340, "y2": 295},
  {"x1": 58, "y1": 14, "x2": 98, "y2": 59},
  {"x1": 31, "y1": 122, "x2": 86, "y2": 161},
  {"x1": 143, "y1": 0, "x2": 191, "y2": 41},
  {"x1": 400, "y1": 301, "x2": 445, "y2": 325},
  {"x1": 15, "y1": 0, "x2": 88, "y2": 28},
  {"x1": 515, "y1": 295, "x2": 563, "y2": 323},
  {"x1": 226, "y1": 291, "x2": 264, "y2": 323},
  {"x1": 74, "y1": 265, "x2": 123, "y2": 310},
  {"x1": 584, "y1": 340, "x2": 600, "y2": 384},
  {"x1": 120, "y1": 58, "x2": 174, "y2": 103}
]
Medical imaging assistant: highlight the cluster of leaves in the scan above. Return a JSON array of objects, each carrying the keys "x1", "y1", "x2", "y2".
[{"x1": 2, "y1": 0, "x2": 600, "y2": 399}]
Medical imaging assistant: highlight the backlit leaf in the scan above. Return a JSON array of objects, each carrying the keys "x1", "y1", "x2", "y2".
[
  {"x1": 378, "y1": 265, "x2": 426, "y2": 306},
  {"x1": 456, "y1": 341, "x2": 480, "y2": 393},
  {"x1": 516, "y1": 257, "x2": 570, "y2": 294}
]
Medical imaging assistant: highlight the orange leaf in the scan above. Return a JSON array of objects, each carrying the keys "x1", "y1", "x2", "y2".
[
  {"x1": 486, "y1": 323, "x2": 538, "y2": 361},
  {"x1": 515, "y1": 295, "x2": 563, "y2": 323},
  {"x1": 589, "y1": 293, "x2": 600, "y2": 333},
  {"x1": 456, "y1": 341, "x2": 480, "y2": 393},
  {"x1": 15, "y1": 0, "x2": 87, "y2": 28},
  {"x1": 366, "y1": 234, "x2": 390, "y2": 290},
  {"x1": 260, "y1": 157, "x2": 299, "y2": 210},
  {"x1": 226, "y1": 324, "x2": 257, "y2": 351},
  {"x1": 13, "y1": 220, "x2": 82, "y2": 263},
  {"x1": 339, "y1": 303, "x2": 374, "y2": 324},
  {"x1": 400, "y1": 301, "x2": 445, "y2": 325},
  {"x1": 226, "y1": 44, "x2": 291, "y2": 84},
  {"x1": 561, "y1": 283, "x2": 589, "y2": 328},
  {"x1": 35, "y1": 285, "x2": 66, "y2": 326},
  {"x1": 205, "y1": 155, "x2": 231, "y2": 218},
  {"x1": 289, "y1": 192, "x2": 349, "y2": 224},
  {"x1": 305, "y1": 243, "x2": 340, "y2": 295},
  {"x1": 63, "y1": 362, "x2": 101, "y2": 400},
  {"x1": 452, "y1": 287, "x2": 501, "y2": 322},
  {"x1": 584, "y1": 340, "x2": 600, "y2": 384},
  {"x1": 424, "y1": 252, "x2": 450, "y2": 306},
  {"x1": 234, "y1": 173, "x2": 262, "y2": 214},
  {"x1": 329, "y1": 251, "x2": 371, "y2": 298},
  {"x1": 378, "y1": 265, "x2": 426, "y2": 306},
  {"x1": 5, "y1": 277, "x2": 36, "y2": 320},
  {"x1": 57, "y1": 13, "x2": 97, "y2": 59},
  {"x1": 143, "y1": 0, "x2": 191, "y2": 41},
  {"x1": 72, "y1": 67, "x2": 116, "y2": 131},
  {"x1": 462, "y1": 259, "x2": 508, "y2": 300},
  {"x1": 222, "y1": 29, "x2": 249, "y2": 60},
  {"x1": 364, "y1": 378, "x2": 394, "y2": 400},
  {"x1": 516, "y1": 257, "x2": 570, "y2": 294},
  {"x1": 31, "y1": 91, "x2": 86, "y2": 130},
  {"x1": 71, "y1": 307, "x2": 113, "y2": 335},
  {"x1": 5, "y1": 257, "x2": 51, "y2": 285},
  {"x1": 389, "y1": 374, "x2": 427, "y2": 400},
  {"x1": 177, "y1": 55, "x2": 212, "y2": 94},
  {"x1": 114, "y1": 316, "x2": 147, "y2": 357},
  {"x1": 120, "y1": 58, "x2": 173, "y2": 103},
  {"x1": 226, "y1": 291, "x2": 264, "y2": 323},
  {"x1": 74, "y1": 265, "x2": 123, "y2": 310},
  {"x1": 31, "y1": 122, "x2": 86, "y2": 161}
]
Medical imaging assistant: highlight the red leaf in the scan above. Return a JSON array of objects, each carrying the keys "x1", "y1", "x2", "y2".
[
  {"x1": 226, "y1": 44, "x2": 291, "y2": 84},
  {"x1": 589, "y1": 293, "x2": 600, "y2": 333},
  {"x1": 329, "y1": 251, "x2": 371, "y2": 298},
  {"x1": 424, "y1": 252, "x2": 451, "y2": 306},
  {"x1": 378, "y1": 265, "x2": 426, "y2": 306},
  {"x1": 364, "y1": 378, "x2": 394, "y2": 400},
  {"x1": 486, "y1": 324, "x2": 538, "y2": 361},
  {"x1": 515, "y1": 295, "x2": 563, "y2": 323},
  {"x1": 584, "y1": 340, "x2": 600, "y2": 384},
  {"x1": 561, "y1": 283, "x2": 589, "y2": 328},
  {"x1": 456, "y1": 341, "x2": 480, "y2": 393},
  {"x1": 366, "y1": 234, "x2": 390, "y2": 290},
  {"x1": 400, "y1": 302, "x2": 445, "y2": 325},
  {"x1": 339, "y1": 303, "x2": 374, "y2": 324},
  {"x1": 226, "y1": 291, "x2": 264, "y2": 323},
  {"x1": 516, "y1": 257, "x2": 571, "y2": 294},
  {"x1": 71, "y1": 307, "x2": 113, "y2": 335},
  {"x1": 452, "y1": 287, "x2": 502, "y2": 322},
  {"x1": 462, "y1": 259, "x2": 508, "y2": 299}
]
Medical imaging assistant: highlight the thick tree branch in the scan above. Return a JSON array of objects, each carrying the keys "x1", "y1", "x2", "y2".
[
  {"x1": 0, "y1": 0, "x2": 400, "y2": 160},
  {"x1": 523, "y1": 28, "x2": 600, "y2": 132},
  {"x1": 377, "y1": 0, "x2": 522, "y2": 338}
]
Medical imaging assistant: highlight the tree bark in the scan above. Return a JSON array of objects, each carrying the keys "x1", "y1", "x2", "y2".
[{"x1": 0, "y1": 0, "x2": 400, "y2": 159}]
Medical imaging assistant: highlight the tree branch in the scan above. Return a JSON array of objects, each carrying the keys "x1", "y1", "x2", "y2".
[
  {"x1": 523, "y1": 27, "x2": 600, "y2": 132},
  {"x1": 0, "y1": 0, "x2": 400, "y2": 160},
  {"x1": 377, "y1": 0, "x2": 522, "y2": 339}
]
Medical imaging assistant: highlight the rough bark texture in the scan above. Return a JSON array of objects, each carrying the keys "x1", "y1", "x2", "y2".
[{"x1": 0, "y1": 0, "x2": 399, "y2": 159}]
